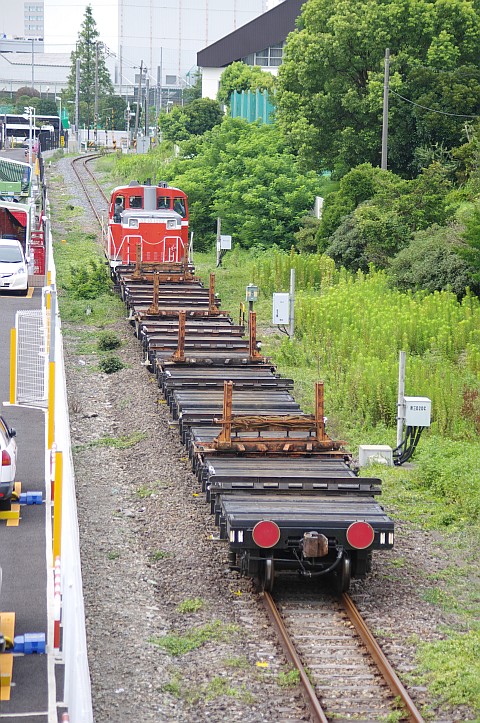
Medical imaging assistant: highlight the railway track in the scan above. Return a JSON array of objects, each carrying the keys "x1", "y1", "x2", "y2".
[
  {"x1": 71, "y1": 153, "x2": 109, "y2": 225},
  {"x1": 69, "y1": 155, "x2": 424, "y2": 723},
  {"x1": 263, "y1": 583, "x2": 424, "y2": 722}
]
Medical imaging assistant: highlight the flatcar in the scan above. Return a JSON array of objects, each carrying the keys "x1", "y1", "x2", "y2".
[
  {"x1": 105, "y1": 181, "x2": 189, "y2": 271},
  {"x1": 114, "y1": 260, "x2": 395, "y2": 594}
]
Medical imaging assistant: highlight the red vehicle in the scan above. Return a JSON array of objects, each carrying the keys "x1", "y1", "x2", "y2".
[{"x1": 105, "y1": 181, "x2": 189, "y2": 272}]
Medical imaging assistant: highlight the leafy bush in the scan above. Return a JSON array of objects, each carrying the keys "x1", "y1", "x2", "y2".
[
  {"x1": 98, "y1": 355, "x2": 124, "y2": 374},
  {"x1": 68, "y1": 259, "x2": 111, "y2": 299},
  {"x1": 390, "y1": 224, "x2": 477, "y2": 296},
  {"x1": 97, "y1": 331, "x2": 122, "y2": 351}
]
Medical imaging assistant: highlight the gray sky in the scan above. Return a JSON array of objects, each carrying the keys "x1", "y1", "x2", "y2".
[{"x1": 44, "y1": 0, "x2": 118, "y2": 53}]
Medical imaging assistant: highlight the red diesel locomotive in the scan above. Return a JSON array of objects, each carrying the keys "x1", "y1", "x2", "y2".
[{"x1": 105, "y1": 181, "x2": 189, "y2": 271}]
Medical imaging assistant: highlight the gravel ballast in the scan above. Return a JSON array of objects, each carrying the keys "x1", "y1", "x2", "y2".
[{"x1": 48, "y1": 156, "x2": 476, "y2": 723}]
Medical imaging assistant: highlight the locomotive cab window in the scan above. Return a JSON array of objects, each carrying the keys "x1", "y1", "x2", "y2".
[
  {"x1": 129, "y1": 195, "x2": 143, "y2": 209},
  {"x1": 173, "y1": 197, "x2": 187, "y2": 217},
  {"x1": 157, "y1": 196, "x2": 170, "y2": 209},
  {"x1": 113, "y1": 195, "x2": 124, "y2": 222}
]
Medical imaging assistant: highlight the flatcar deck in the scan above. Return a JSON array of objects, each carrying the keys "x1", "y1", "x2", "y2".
[{"x1": 115, "y1": 263, "x2": 394, "y2": 591}]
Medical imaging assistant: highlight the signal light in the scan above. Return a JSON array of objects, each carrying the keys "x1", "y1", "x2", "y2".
[
  {"x1": 346, "y1": 521, "x2": 375, "y2": 549},
  {"x1": 2, "y1": 450, "x2": 11, "y2": 466},
  {"x1": 252, "y1": 520, "x2": 280, "y2": 548}
]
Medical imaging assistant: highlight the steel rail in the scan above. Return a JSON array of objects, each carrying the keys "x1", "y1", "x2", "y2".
[
  {"x1": 81, "y1": 154, "x2": 110, "y2": 204},
  {"x1": 71, "y1": 155, "x2": 107, "y2": 226},
  {"x1": 262, "y1": 591, "x2": 329, "y2": 723},
  {"x1": 342, "y1": 593, "x2": 425, "y2": 723}
]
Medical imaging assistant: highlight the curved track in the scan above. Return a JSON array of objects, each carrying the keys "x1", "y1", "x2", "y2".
[
  {"x1": 71, "y1": 153, "x2": 109, "y2": 225},
  {"x1": 69, "y1": 155, "x2": 424, "y2": 723}
]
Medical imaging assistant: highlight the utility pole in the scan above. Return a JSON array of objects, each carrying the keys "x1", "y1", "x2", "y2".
[
  {"x1": 31, "y1": 39, "x2": 35, "y2": 90},
  {"x1": 396, "y1": 351, "x2": 406, "y2": 448},
  {"x1": 133, "y1": 60, "x2": 143, "y2": 143},
  {"x1": 94, "y1": 41, "x2": 100, "y2": 145},
  {"x1": 144, "y1": 69, "x2": 149, "y2": 138},
  {"x1": 75, "y1": 57, "x2": 80, "y2": 136},
  {"x1": 381, "y1": 47, "x2": 390, "y2": 170}
]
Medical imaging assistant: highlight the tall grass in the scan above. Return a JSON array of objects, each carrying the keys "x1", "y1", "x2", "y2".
[{"x1": 196, "y1": 247, "x2": 480, "y2": 439}]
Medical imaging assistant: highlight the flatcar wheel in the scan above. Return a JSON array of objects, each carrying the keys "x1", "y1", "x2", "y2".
[
  {"x1": 262, "y1": 557, "x2": 275, "y2": 593},
  {"x1": 334, "y1": 553, "x2": 351, "y2": 594}
]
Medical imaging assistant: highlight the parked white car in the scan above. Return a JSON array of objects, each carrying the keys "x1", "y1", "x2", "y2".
[
  {"x1": 0, "y1": 238, "x2": 29, "y2": 294},
  {"x1": 0, "y1": 416, "x2": 17, "y2": 502}
]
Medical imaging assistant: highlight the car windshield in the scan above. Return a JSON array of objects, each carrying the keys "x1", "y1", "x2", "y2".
[{"x1": 0, "y1": 245, "x2": 23, "y2": 263}]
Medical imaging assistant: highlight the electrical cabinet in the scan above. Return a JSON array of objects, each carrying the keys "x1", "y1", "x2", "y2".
[
  {"x1": 272, "y1": 293, "x2": 289, "y2": 325},
  {"x1": 404, "y1": 396, "x2": 431, "y2": 427}
]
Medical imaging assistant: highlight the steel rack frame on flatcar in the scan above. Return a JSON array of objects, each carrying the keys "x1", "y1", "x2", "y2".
[{"x1": 113, "y1": 259, "x2": 394, "y2": 592}]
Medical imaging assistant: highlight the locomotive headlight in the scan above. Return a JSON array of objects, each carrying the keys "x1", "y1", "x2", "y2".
[{"x1": 167, "y1": 219, "x2": 176, "y2": 229}]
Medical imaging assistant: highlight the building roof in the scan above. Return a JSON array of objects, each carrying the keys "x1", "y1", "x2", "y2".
[
  {"x1": 0, "y1": 52, "x2": 70, "y2": 68},
  {"x1": 197, "y1": 0, "x2": 304, "y2": 68}
]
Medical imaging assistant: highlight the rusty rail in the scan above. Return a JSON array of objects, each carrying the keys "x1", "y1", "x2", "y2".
[
  {"x1": 342, "y1": 593, "x2": 424, "y2": 723},
  {"x1": 262, "y1": 591, "x2": 329, "y2": 723}
]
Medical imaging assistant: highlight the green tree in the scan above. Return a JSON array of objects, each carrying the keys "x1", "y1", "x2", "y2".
[
  {"x1": 158, "y1": 99, "x2": 223, "y2": 142},
  {"x1": 276, "y1": 0, "x2": 480, "y2": 177},
  {"x1": 184, "y1": 98, "x2": 223, "y2": 136},
  {"x1": 167, "y1": 119, "x2": 322, "y2": 249},
  {"x1": 182, "y1": 71, "x2": 202, "y2": 104},
  {"x1": 457, "y1": 207, "x2": 480, "y2": 285},
  {"x1": 99, "y1": 96, "x2": 126, "y2": 131},
  {"x1": 217, "y1": 61, "x2": 275, "y2": 107},
  {"x1": 319, "y1": 162, "x2": 453, "y2": 269},
  {"x1": 36, "y1": 99, "x2": 58, "y2": 116},
  {"x1": 390, "y1": 224, "x2": 477, "y2": 296},
  {"x1": 64, "y1": 5, "x2": 114, "y2": 131},
  {"x1": 158, "y1": 106, "x2": 190, "y2": 143}
]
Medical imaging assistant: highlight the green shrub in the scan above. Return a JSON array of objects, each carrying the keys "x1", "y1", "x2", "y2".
[
  {"x1": 97, "y1": 330, "x2": 122, "y2": 351},
  {"x1": 98, "y1": 354, "x2": 124, "y2": 374},
  {"x1": 69, "y1": 259, "x2": 111, "y2": 299}
]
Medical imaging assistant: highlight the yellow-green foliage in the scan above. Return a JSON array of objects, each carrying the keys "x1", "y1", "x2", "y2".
[{"x1": 266, "y1": 262, "x2": 479, "y2": 437}]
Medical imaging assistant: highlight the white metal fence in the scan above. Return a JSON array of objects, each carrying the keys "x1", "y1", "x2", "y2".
[{"x1": 15, "y1": 308, "x2": 48, "y2": 405}]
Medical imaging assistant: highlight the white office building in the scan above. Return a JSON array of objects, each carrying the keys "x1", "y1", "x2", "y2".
[
  {"x1": 116, "y1": 0, "x2": 267, "y2": 99},
  {"x1": 0, "y1": 2, "x2": 44, "y2": 39}
]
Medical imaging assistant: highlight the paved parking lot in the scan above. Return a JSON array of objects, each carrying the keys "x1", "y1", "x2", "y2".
[{"x1": 0, "y1": 290, "x2": 50, "y2": 720}]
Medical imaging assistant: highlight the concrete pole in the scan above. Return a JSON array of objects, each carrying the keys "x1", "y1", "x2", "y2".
[
  {"x1": 396, "y1": 350, "x2": 406, "y2": 448},
  {"x1": 216, "y1": 217, "x2": 221, "y2": 267},
  {"x1": 133, "y1": 60, "x2": 143, "y2": 142},
  {"x1": 289, "y1": 268, "x2": 295, "y2": 339},
  {"x1": 94, "y1": 42, "x2": 99, "y2": 145},
  {"x1": 75, "y1": 58, "x2": 80, "y2": 135},
  {"x1": 381, "y1": 48, "x2": 390, "y2": 170}
]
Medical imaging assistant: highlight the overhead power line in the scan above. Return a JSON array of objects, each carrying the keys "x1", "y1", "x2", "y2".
[{"x1": 390, "y1": 88, "x2": 479, "y2": 118}]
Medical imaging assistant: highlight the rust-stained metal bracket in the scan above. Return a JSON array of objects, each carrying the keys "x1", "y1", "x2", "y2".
[
  {"x1": 209, "y1": 381, "x2": 343, "y2": 455},
  {"x1": 131, "y1": 242, "x2": 143, "y2": 280},
  {"x1": 172, "y1": 310, "x2": 186, "y2": 362},
  {"x1": 146, "y1": 272, "x2": 160, "y2": 315},
  {"x1": 249, "y1": 312, "x2": 263, "y2": 360}
]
